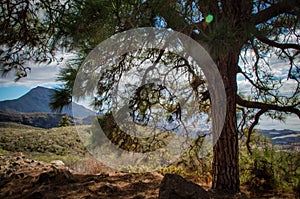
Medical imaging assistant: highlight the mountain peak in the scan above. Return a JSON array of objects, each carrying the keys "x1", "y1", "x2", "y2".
[
  {"x1": 30, "y1": 86, "x2": 53, "y2": 93},
  {"x1": 33, "y1": 86, "x2": 51, "y2": 90},
  {"x1": 0, "y1": 87, "x2": 94, "y2": 118}
]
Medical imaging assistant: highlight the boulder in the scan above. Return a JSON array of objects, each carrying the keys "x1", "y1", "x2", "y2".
[
  {"x1": 50, "y1": 160, "x2": 65, "y2": 166},
  {"x1": 159, "y1": 174, "x2": 209, "y2": 199}
]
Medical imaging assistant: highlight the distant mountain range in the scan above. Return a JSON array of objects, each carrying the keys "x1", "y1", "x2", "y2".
[
  {"x1": 0, "y1": 86, "x2": 94, "y2": 118},
  {"x1": 0, "y1": 87, "x2": 299, "y2": 149},
  {"x1": 0, "y1": 86, "x2": 95, "y2": 128},
  {"x1": 259, "y1": 129, "x2": 300, "y2": 151}
]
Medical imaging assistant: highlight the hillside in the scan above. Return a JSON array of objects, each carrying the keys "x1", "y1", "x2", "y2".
[
  {"x1": 0, "y1": 123, "x2": 163, "y2": 199},
  {"x1": 0, "y1": 112, "x2": 73, "y2": 129},
  {"x1": 0, "y1": 153, "x2": 162, "y2": 199},
  {"x1": 0, "y1": 86, "x2": 94, "y2": 119},
  {"x1": 0, "y1": 122, "x2": 298, "y2": 198}
]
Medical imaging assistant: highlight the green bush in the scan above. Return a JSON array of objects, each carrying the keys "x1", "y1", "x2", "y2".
[
  {"x1": 239, "y1": 131, "x2": 300, "y2": 194},
  {"x1": 58, "y1": 115, "x2": 71, "y2": 127}
]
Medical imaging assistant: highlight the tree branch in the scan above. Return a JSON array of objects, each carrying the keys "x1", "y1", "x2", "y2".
[
  {"x1": 236, "y1": 95, "x2": 300, "y2": 118},
  {"x1": 237, "y1": 66, "x2": 270, "y2": 92},
  {"x1": 246, "y1": 109, "x2": 267, "y2": 155},
  {"x1": 251, "y1": 0, "x2": 300, "y2": 25},
  {"x1": 237, "y1": 94, "x2": 300, "y2": 154},
  {"x1": 255, "y1": 35, "x2": 300, "y2": 51}
]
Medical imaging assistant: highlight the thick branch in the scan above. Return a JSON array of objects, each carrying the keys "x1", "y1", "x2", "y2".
[
  {"x1": 236, "y1": 95, "x2": 300, "y2": 118},
  {"x1": 255, "y1": 35, "x2": 300, "y2": 51},
  {"x1": 251, "y1": 0, "x2": 300, "y2": 25},
  {"x1": 238, "y1": 95, "x2": 300, "y2": 154},
  {"x1": 246, "y1": 109, "x2": 267, "y2": 155}
]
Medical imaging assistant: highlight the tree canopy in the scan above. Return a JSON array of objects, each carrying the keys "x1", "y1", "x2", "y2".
[{"x1": 1, "y1": 0, "x2": 299, "y2": 194}]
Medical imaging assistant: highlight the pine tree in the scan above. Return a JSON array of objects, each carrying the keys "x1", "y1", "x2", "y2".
[{"x1": 2, "y1": 0, "x2": 299, "y2": 193}]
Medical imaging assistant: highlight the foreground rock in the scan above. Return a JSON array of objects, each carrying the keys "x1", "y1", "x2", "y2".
[
  {"x1": 0, "y1": 153, "x2": 162, "y2": 199},
  {"x1": 159, "y1": 174, "x2": 209, "y2": 199}
]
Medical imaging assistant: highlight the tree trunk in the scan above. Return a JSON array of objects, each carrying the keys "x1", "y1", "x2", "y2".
[{"x1": 211, "y1": 51, "x2": 240, "y2": 193}]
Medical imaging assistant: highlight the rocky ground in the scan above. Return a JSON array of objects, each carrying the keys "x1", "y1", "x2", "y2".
[
  {"x1": 0, "y1": 153, "x2": 162, "y2": 199},
  {"x1": 1, "y1": 153, "x2": 298, "y2": 199},
  {"x1": 0, "y1": 123, "x2": 298, "y2": 199}
]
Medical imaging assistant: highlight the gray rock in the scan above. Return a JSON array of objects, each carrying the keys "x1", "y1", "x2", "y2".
[{"x1": 159, "y1": 174, "x2": 209, "y2": 199}]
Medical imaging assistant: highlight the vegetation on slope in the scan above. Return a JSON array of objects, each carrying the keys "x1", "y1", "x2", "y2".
[{"x1": 0, "y1": 121, "x2": 299, "y2": 197}]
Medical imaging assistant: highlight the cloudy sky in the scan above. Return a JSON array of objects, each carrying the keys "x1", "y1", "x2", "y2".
[
  {"x1": 0, "y1": 63, "x2": 61, "y2": 94},
  {"x1": 237, "y1": 50, "x2": 299, "y2": 131},
  {"x1": 0, "y1": 52, "x2": 76, "y2": 100},
  {"x1": 0, "y1": 50, "x2": 299, "y2": 131}
]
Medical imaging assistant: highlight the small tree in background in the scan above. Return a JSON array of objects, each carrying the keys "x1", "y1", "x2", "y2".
[{"x1": 58, "y1": 115, "x2": 71, "y2": 127}]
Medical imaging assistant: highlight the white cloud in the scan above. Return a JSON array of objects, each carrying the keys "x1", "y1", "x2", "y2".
[
  {"x1": 238, "y1": 47, "x2": 298, "y2": 97},
  {"x1": 238, "y1": 48, "x2": 299, "y2": 131},
  {"x1": 237, "y1": 74, "x2": 253, "y2": 95},
  {"x1": 278, "y1": 79, "x2": 298, "y2": 97},
  {"x1": 258, "y1": 115, "x2": 300, "y2": 131},
  {"x1": 0, "y1": 52, "x2": 76, "y2": 89},
  {"x1": 0, "y1": 63, "x2": 61, "y2": 88}
]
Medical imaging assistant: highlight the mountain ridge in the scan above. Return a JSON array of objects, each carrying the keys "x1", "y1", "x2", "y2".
[{"x1": 0, "y1": 86, "x2": 94, "y2": 119}]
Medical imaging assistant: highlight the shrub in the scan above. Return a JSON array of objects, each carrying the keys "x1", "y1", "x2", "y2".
[
  {"x1": 240, "y1": 131, "x2": 300, "y2": 194},
  {"x1": 58, "y1": 115, "x2": 71, "y2": 127}
]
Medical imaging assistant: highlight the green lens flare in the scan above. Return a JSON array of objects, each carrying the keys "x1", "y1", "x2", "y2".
[{"x1": 205, "y1": 14, "x2": 214, "y2": 23}]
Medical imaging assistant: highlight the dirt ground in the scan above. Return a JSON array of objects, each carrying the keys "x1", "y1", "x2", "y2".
[
  {"x1": 0, "y1": 153, "x2": 162, "y2": 199},
  {"x1": 0, "y1": 153, "x2": 298, "y2": 199}
]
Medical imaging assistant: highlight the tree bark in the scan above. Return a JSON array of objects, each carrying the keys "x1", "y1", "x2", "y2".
[{"x1": 211, "y1": 50, "x2": 240, "y2": 193}]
